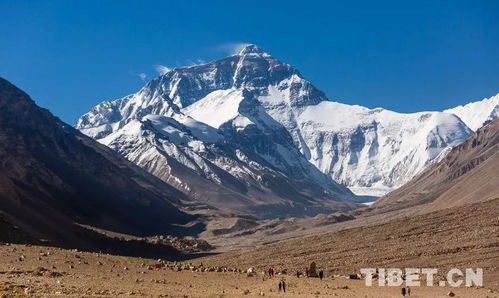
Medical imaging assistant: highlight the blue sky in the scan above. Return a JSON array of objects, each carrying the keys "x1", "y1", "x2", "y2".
[{"x1": 1, "y1": 0, "x2": 498, "y2": 124}]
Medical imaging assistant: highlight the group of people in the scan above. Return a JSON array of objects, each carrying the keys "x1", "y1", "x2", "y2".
[
  {"x1": 271, "y1": 264, "x2": 330, "y2": 293},
  {"x1": 401, "y1": 286, "x2": 411, "y2": 296},
  {"x1": 269, "y1": 265, "x2": 412, "y2": 296},
  {"x1": 301, "y1": 269, "x2": 324, "y2": 279},
  {"x1": 278, "y1": 280, "x2": 286, "y2": 292},
  {"x1": 267, "y1": 267, "x2": 275, "y2": 277}
]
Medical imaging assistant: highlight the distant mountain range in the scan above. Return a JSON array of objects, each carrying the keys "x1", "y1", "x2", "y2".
[{"x1": 76, "y1": 44, "x2": 498, "y2": 209}]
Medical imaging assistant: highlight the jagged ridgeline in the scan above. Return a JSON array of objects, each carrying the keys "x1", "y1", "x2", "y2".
[{"x1": 77, "y1": 44, "x2": 499, "y2": 215}]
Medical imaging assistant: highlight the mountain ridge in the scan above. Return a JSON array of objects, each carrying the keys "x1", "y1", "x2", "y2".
[
  {"x1": 374, "y1": 118, "x2": 499, "y2": 212},
  {"x1": 444, "y1": 93, "x2": 499, "y2": 131},
  {"x1": 0, "y1": 77, "x2": 202, "y2": 249},
  {"x1": 77, "y1": 44, "x2": 498, "y2": 201}
]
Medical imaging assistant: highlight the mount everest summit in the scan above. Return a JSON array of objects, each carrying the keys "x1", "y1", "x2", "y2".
[{"x1": 77, "y1": 44, "x2": 498, "y2": 213}]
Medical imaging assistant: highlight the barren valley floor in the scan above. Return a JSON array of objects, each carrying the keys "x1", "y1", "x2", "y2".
[
  {"x1": 0, "y1": 243, "x2": 496, "y2": 297},
  {"x1": 1, "y1": 199, "x2": 498, "y2": 297}
]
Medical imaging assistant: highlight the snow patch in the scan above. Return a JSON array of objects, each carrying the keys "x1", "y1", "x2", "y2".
[{"x1": 182, "y1": 89, "x2": 245, "y2": 129}]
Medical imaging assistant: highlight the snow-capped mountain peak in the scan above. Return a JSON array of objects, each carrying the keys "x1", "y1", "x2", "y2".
[
  {"x1": 237, "y1": 44, "x2": 270, "y2": 57},
  {"x1": 77, "y1": 44, "x2": 496, "y2": 206}
]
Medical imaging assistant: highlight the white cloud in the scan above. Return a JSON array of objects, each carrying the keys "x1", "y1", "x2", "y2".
[
  {"x1": 154, "y1": 64, "x2": 171, "y2": 75},
  {"x1": 217, "y1": 42, "x2": 251, "y2": 55},
  {"x1": 138, "y1": 73, "x2": 147, "y2": 81},
  {"x1": 186, "y1": 58, "x2": 207, "y2": 66}
]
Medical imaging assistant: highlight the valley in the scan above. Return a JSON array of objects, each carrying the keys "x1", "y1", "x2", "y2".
[{"x1": 0, "y1": 44, "x2": 498, "y2": 297}]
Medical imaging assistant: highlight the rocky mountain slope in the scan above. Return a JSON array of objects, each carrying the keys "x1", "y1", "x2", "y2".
[
  {"x1": 196, "y1": 118, "x2": 498, "y2": 252},
  {"x1": 77, "y1": 44, "x2": 492, "y2": 203},
  {"x1": 94, "y1": 110, "x2": 359, "y2": 218},
  {"x1": 199, "y1": 198, "x2": 499, "y2": 290},
  {"x1": 374, "y1": 118, "x2": 499, "y2": 212},
  {"x1": 0, "y1": 77, "x2": 201, "y2": 249}
]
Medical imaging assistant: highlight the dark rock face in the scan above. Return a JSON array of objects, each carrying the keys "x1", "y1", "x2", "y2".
[
  {"x1": 0, "y1": 78, "x2": 201, "y2": 249},
  {"x1": 0, "y1": 215, "x2": 40, "y2": 244}
]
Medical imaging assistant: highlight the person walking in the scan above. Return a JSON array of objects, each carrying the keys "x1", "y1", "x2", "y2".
[
  {"x1": 282, "y1": 280, "x2": 286, "y2": 292},
  {"x1": 401, "y1": 287, "x2": 406, "y2": 296},
  {"x1": 319, "y1": 270, "x2": 324, "y2": 280},
  {"x1": 269, "y1": 267, "x2": 274, "y2": 278},
  {"x1": 407, "y1": 286, "x2": 411, "y2": 296},
  {"x1": 278, "y1": 280, "x2": 282, "y2": 292}
]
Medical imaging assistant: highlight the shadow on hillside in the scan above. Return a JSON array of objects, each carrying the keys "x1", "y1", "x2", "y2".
[{"x1": 0, "y1": 215, "x2": 217, "y2": 261}]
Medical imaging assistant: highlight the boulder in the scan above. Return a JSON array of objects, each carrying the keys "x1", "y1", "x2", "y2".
[
  {"x1": 246, "y1": 267, "x2": 256, "y2": 277},
  {"x1": 308, "y1": 262, "x2": 318, "y2": 277}
]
